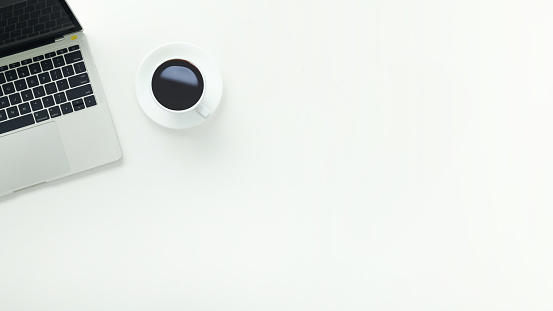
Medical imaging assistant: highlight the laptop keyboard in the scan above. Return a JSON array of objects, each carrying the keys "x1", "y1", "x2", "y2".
[{"x1": 0, "y1": 44, "x2": 97, "y2": 135}]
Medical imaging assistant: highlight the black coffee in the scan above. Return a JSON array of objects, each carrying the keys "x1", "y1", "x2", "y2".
[{"x1": 151, "y1": 59, "x2": 204, "y2": 111}]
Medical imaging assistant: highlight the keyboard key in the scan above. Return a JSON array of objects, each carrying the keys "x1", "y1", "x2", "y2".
[
  {"x1": 53, "y1": 55, "x2": 65, "y2": 67},
  {"x1": 18, "y1": 102, "x2": 31, "y2": 115},
  {"x1": 9, "y1": 93, "x2": 22, "y2": 106},
  {"x1": 84, "y1": 95, "x2": 97, "y2": 107},
  {"x1": 21, "y1": 89, "x2": 33, "y2": 102},
  {"x1": 48, "y1": 105, "x2": 61, "y2": 118},
  {"x1": 53, "y1": 92, "x2": 66, "y2": 104},
  {"x1": 68, "y1": 45, "x2": 79, "y2": 51},
  {"x1": 38, "y1": 72, "x2": 50, "y2": 84},
  {"x1": 64, "y1": 50, "x2": 83, "y2": 64},
  {"x1": 5, "y1": 69, "x2": 17, "y2": 81},
  {"x1": 40, "y1": 59, "x2": 53, "y2": 71},
  {"x1": 8, "y1": 16, "x2": 18, "y2": 25},
  {"x1": 0, "y1": 97, "x2": 9, "y2": 108},
  {"x1": 7, "y1": 18, "x2": 18, "y2": 26},
  {"x1": 34, "y1": 109, "x2": 49, "y2": 122},
  {"x1": 0, "y1": 109, "x2": 6, "y2": 121},
  {"x1": 50, "y1": 68, "x2": 62, "y2": 80},
  {"x1": 61, "y1": 65, "x2": 74, "y2": 77},
  {"x1": 42, "y1": 95, "x2": 54, "y2": 107},
  {"x1": 26, "y1": 75, "x2": 39, "y2": 88},
  {"x1": 34, "y1": 3, "x2": 45, "y2": 11},
  {"x1": 44, "y1": 82, "x2": 57, "y2": 94},
  {"x1": 29, "y1": 63, "x2": 41, "y2": 74},
  {"x1": 6, "y1": 24, "x2": 15, "y2": 31},
  {"x1": 73, "y1": 61, "x2": 86, "y2": 73},
  {"x1": 21, "y1": 89, "x2": 34, "y2": 102},
  {"x1": 21, "y1": 58, "x2": 32, "y2": 65},
  {"x1": 60, "y1": 102, "x2": 73, "y2": 114},
  {"x1": 0, "y1": 72, "x2": 5, "y2": 84},
  {"x1": 66, "y1": 84, "x2": 93, "y2": 101},
  {"x1": 72, "y1": 99, "x2": 85, "y2": 111},
  {"x1": 0, "y1": 65, "x2": 7, "y2": 71},
  {"x1": 45, "y1": 52, "x2": 56, "y2": 58},
  {"x1": 0, "y1": 114, "x2": 34, "y2": 135},
  {"x1": 56, "y1": 48, "x2": 68, "y2": 55},
  {"x1": 9, "y1": 62, "x2": 20, "y2": 69},
  {"x1": 16, "y1": 66, "x2": 30, "y2": 78},
  {"x1": 32, "y1": 55, "x2": 44, "y2": 62},
  {"x1": 32, "y1": 85, "x2": 45, "y2": 98},
  {"x1": 7, "y1": 106, "x2": 19, "y2": 118},
  {"x1": 56, "y1": 79, "x2": 69, "y2": 91},
  {"x1": 14, "y1": 79, "x2": 27, "y2": 91},
  {"x1": 2, "y1": 82, "x2": 15, "y2": 94},
  {"x1": 68, "y1": 73, "x2": 89, "y2": 88},
  {"x1": 30, "y1": 99, "x2": 42, "y2": 111}
]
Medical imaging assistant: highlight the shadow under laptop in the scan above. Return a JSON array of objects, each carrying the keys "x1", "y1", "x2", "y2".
[{"x1": 0, "y1": 157, "x2": 125, "y2": 204}]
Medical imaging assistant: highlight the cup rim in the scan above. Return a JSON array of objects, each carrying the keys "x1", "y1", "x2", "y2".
[{"x1": 149, "y1": 58, "x2": 206, "y2": 114}]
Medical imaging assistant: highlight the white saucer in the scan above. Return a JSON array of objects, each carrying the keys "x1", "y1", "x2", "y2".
[{"x1": 135, "y1": 43, "x2": 223, "y2": 129}]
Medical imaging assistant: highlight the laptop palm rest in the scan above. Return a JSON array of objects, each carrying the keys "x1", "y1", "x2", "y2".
[{"x1": 0, "y1": 122, "x2": 70, "y2": 195}]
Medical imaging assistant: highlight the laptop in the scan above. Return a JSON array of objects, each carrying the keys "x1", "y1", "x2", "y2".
[{"x1": 0, "y1": 0, "x2": 121, "y2": 197}]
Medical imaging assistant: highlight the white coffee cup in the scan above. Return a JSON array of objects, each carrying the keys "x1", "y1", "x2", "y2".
[{"x1": 136, "y1": 43, "x2": 223, "y2": 129}]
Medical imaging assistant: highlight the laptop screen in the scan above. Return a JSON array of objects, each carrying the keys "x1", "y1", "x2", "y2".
[{"x1": 0, "y1": 0, "x2": 82, "y2": 58}]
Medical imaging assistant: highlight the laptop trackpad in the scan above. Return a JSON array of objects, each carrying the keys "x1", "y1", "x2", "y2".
[{"x1": 0, "y1": 122, "x2": 70, "y2": 195}]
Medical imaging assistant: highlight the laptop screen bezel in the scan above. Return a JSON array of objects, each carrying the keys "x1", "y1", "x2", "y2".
[{"x1": 0, "y1": 0, "x2": 83, "y2": 58}]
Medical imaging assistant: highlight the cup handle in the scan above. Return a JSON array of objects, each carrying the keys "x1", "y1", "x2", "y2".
[{"x1": 195, "y1": 103, "x2": 211, "y2": 119}]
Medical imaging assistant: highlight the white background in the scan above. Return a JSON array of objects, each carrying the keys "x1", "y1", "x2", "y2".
[{"x1": 1, "y1": 0, "x2": 553, "y2": 310}]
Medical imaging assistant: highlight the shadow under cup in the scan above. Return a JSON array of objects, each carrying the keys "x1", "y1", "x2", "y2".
[{"x1": 151, "y1": 59, "x2": 204, "y2": 111}]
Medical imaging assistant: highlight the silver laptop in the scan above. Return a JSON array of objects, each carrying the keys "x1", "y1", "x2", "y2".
[{"x1": 0, "y1": 0, "x2": 121, "y2": 197}]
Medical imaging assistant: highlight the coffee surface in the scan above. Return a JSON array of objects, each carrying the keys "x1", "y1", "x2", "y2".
[{"x1": 151, "y1": 59, "x2": 204, "y2": 111}]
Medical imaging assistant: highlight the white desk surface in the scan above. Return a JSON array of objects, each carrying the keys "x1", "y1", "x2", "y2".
[{"x1": 1, "y1": 0, "x2": 553, "y2": 310}]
